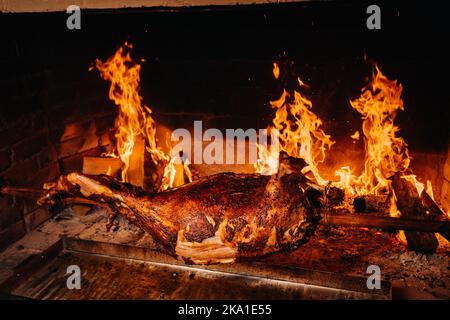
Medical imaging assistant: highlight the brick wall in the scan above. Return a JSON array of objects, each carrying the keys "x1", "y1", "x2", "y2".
[
  {"x1": 0, "y1": 34, "x2": 116, "y2": 250},
  {"x1": 441, "y1": 145, "x2": 450, "y2": 213},
  {"x1": 0, "y1": 0, "x2": 301, "y2": 13}
]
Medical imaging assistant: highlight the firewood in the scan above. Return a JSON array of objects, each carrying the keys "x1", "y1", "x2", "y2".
[
  {"x1": 421, "y1": 191, "x2": 446, "y2": 219},
  {"x1": 127, "y1": 136, "x2": 145, "y2": 187},
  {"x1": 82, "y1": 157, "x2": 122, "y2": 176},
  {"x1": 391, "y1": 172, "x2": 439, "y2": 253},
  {"x1": 173, "y1": 163, "x2": 185, "y2": 187},
  {"x1": 420, "y1": 191, "x2": 450, "y2": 242}
]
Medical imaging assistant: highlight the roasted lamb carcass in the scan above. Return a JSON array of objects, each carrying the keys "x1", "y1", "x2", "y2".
[{"x1": 39, "y1": 154, "x2": 338, "y2": 264}]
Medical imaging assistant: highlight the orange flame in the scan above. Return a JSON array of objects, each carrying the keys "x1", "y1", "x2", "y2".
[
  {"x1": 401, "y1": 174, "x2": 425, "y2": 196},
  {"x1": 350, "y1": 131, "x2": 360, "y2": 141},
  {"x1": 255, "y1": 142, "x2": 279, "y2": 175},
  {"x1": 334, "y1": 65, "x2": 441, "y2": 246},
  {"x1": 426, "y1": 180, "x2": 434, "y2": 201},
  {"x1": 272, "y1": 62, "x2": 280, "y2": 79},
  {"x1": 256, "y1": 61, "x2": 445, "y2": 248},
  {"x1": 258, "y1": 64, "x2": 334, "y2": 183},
  {"x1": 93, "y1": 42, "x2": 191, "y2": 190},
  {"x1": 334, "y1": 66, "x2": 411, "y2": 195}
]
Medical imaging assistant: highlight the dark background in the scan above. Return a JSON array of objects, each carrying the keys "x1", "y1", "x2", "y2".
[{"x1": 1, "y1": 0, "x2": 449, "y2": 152}]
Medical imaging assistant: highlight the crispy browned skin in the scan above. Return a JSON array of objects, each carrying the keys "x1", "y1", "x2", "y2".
[{"x1": 40, "y1": 158, "x2": 321, "y2": 265}]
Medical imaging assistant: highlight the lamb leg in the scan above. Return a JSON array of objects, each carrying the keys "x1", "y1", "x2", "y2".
[{"x1": 36, "y1": 162, "x2": 320, "y2": 265}]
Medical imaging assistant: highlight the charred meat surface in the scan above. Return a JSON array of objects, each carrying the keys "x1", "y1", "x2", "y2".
[{"x1": 39, "y1": 157, "x2": 322, "y2": 264}]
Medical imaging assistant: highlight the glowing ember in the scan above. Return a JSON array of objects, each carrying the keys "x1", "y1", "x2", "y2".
[
  {"x1": 350, "y1": 131, "x2": 360, "y2": 141},
  {"x1": 272, "y1": 62, "x2": 280, "y2": 79}
]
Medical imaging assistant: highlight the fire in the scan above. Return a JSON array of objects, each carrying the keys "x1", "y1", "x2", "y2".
[
  {"x1": 92, "y1": 42, "x2": 191, "y2": 190},
  {"x1": 257, "y1": 62, "x2": 334, "y2": 184},
  {"x1": 334, "y1": 66, "x2": 410, "y2": 195},
  {"x1": 333, "y1": 65, "x2": 443, "y2": 245},
  {"x1": 160, "y1": 157, "x2": 178, "y2": 191},
  {"x1": 183, "y1": 159, "x2": 193, "y2": 183},
  {"x1": 334, "y1": 166, "x2": 354, "y2": 195},
  {"x1": 350, "y1": 131, "x2": 360, "y2": 141},
  {"x1": 401, "y1": 174, "x2": 425, "y2": 196},
  {"x1": 335, "y1": 65, "x2": 437, "y2": 209},
  {"x1": 258, "y1": 62, "x2": 440, "y2": 209},
  {"x1": 389, "y1": 191, "x2": 400, "y2": 217},
  {"x1": 255, "y1": 142, "x2": 279, "y2": 175},
  {"x1": 256, "y1": 60, "x2": 447, "y2": 248},
  {"x1": 426, "y1": 180, "x2": 434, "y2": 201},
  {"x1": 272, "y1": 62, "x2": 280, "y2": 79}
]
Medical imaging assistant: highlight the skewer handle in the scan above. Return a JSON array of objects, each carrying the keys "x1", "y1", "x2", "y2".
[{"x1": 322, "y1": 212, "x2": 450, "y2": 234}]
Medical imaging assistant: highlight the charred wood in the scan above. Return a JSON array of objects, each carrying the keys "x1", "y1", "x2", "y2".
[{"x1": 391, "y1": 172, "x2": 439, "y2": 254}]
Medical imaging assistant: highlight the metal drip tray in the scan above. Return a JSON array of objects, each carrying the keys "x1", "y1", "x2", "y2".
[{"x1": 0, "y1": 238, "x2": 391, "y2": 300}]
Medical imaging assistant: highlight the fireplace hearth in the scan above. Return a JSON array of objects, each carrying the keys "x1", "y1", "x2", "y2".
[{"x1": 0, "y1": 1, "x2": 449, "y2": 301}]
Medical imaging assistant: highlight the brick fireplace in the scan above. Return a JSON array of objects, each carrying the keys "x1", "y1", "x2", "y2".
[{"x1": 0, "y1": 1, "x2": 449, "y2": 299}]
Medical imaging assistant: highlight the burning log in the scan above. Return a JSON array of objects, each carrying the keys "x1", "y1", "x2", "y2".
[
  {"x1": 391, "y1": 172, "x2": 439, "y2": 253},
  {"x1": 421, "y1": 190, "x2": 447, "y2": 219},
  {"x1": 173, "y1": 163, "x2": 185, "y2": 187},
  {"x1": 420, "y1": 186, "x2": 450, "y2": 242},
  {"x1": 127, "y1": 136, "x2": 146, "y2": 188},
  {"x1": 82, "y1": 157, "x2": 122, "y2": 176}
]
